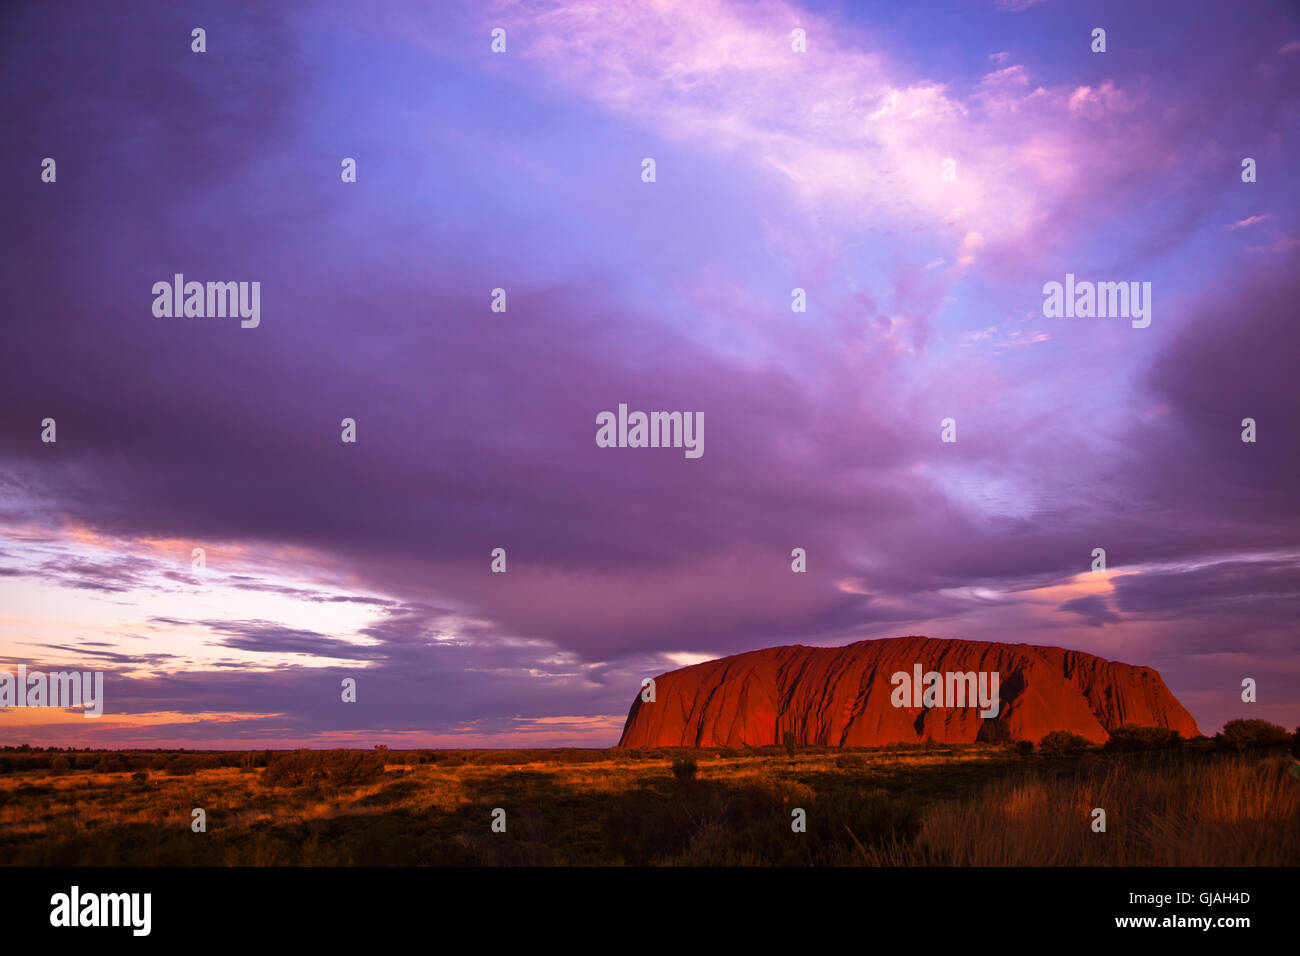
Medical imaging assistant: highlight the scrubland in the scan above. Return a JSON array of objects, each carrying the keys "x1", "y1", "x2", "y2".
[{"x1": 0, "y1": 741, "x2": 1295, "y2": 866}]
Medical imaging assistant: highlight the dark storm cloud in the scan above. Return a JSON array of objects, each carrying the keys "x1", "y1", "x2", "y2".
[
  {"x1": 1059, "y1": 595, "x2": 1121, "y2": 628},
  {"x1": 1, "y1": 0, "x2": 1298, "y2": 743},
  {"x1": 1111, "y1": 560, "x2": 1300, "y2": 621},
  {"x1": 194, "y1": 620, "x2": 379, "y2": 660}
]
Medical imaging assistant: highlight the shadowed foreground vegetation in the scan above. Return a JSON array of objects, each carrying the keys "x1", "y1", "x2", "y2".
[{"x1": 1, "y1": 733, "x2": 1296, "y2": 866}]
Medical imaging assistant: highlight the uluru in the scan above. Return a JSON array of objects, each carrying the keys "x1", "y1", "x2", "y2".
[{"x1": 618, "y1": 636, "x2": 1200, "y2": 748}]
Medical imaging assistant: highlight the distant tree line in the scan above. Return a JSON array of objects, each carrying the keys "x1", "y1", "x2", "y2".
[{"x1": 0, "y1": 721, "x2": 1295, "y2": 776}]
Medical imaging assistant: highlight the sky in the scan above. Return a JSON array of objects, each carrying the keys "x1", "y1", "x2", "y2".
[{"x1": 1, "y1": 0, "x2": 1297, "y2": 748}]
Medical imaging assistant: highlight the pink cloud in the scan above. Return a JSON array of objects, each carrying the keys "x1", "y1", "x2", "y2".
[
  {"x1": 1229, "y1": 214, "x2": 1272, "y2": 230},
  {"x1": 474, "y1": 1, "x2": 1178, "y2": 282}
]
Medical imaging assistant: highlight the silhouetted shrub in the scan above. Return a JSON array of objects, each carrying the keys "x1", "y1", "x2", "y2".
[
  {"x1": 1001, "y1": 736, "x2": 1033, "y2": 754},
  {"x1": 1039, "y1": 731, "x2": 1090, "y2": 755},
  {"x1": 672, "y1": 757, "x2": 698, "y2": 782},
  {"x1": 49, "y1": 755, "x2": 71, "y2": 774},
  {"x1": 1105, "y1": 725, "x2": 1182, "y2": 752},
  {"x1": 1215, "y1": 719, "x2": 1292, "y2": 752},
  {"x1": 783, "y1": 731, "x2": 797, "y2": 757}
]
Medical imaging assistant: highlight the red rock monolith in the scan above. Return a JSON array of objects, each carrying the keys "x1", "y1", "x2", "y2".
[{"x1": 617, "y1": 636, "x2": 1200, "y2": 747}]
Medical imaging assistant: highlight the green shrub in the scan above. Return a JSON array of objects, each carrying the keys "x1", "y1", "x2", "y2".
[{"x1": 1039, "y1": 731, "x2": 1090, "y2": 755}]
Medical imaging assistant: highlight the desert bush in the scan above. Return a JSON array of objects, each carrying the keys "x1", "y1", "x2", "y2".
[
  {"x1": 323, "y1": 750, "x2": 386, "y2": 786},
  {"x1": 783, "y1": 731, "x2": 797, "y2": 757},
  {"x1": 671, "y1": 756, "x2": 698, "y2": 783},
  {"x1": 1105, "y1": 725, "x2": 1182, "y2": 752},
  {"x1": 261, "y1": 750, "x2": 385, "y2": 788},
  {"x1": 262, "y1": 751, "x2": 319, "y2": 787},
  {"x1": 1215, "y1": 719, "x2": 1292, "y2": 752},
  {"x1": 1039, "y1": 731, "x2": 1090, "y2": 755},
  {"x1": 49, "y1": 755, "x2": 71, "y2": 774},
  {"x1": 165, "y1": 755, "x2": 201, "y2": 776},
  {"x1": 94, "y1": 754, "x2": 128, "y2": 773}
]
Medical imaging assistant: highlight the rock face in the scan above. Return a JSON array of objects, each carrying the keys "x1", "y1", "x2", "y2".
[{"x1": 617, "y1": 636, "x2": 1200, "y2": 748}]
